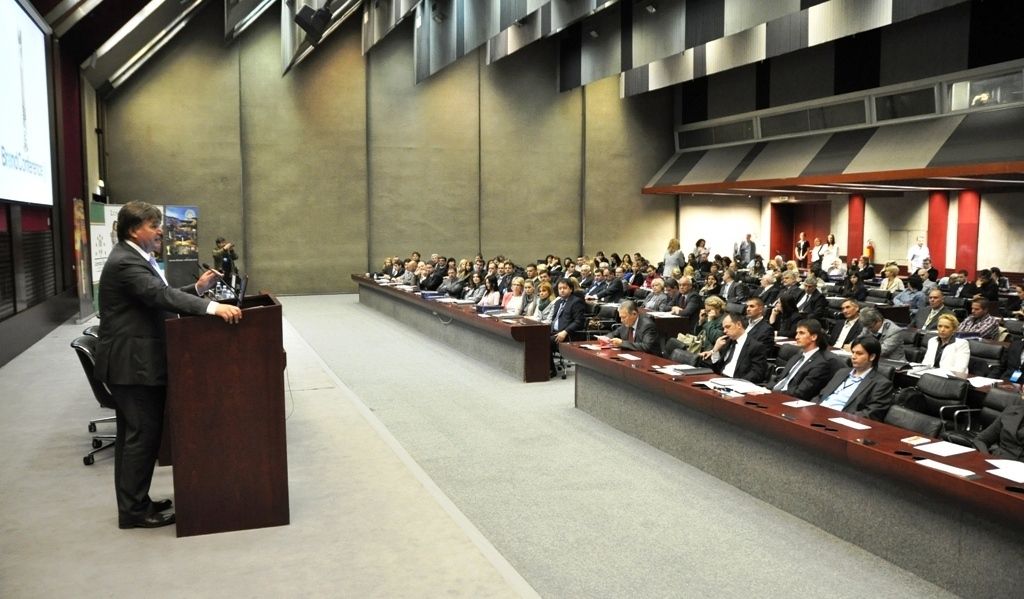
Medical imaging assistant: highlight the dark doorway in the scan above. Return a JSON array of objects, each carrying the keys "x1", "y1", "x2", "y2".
[{"x1": 769, "y1": 201, "x2": 832, "y2": 262}]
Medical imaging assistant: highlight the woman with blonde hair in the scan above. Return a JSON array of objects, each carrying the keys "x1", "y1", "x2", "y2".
[
  {"x1": 663, "y1": 238, "x2": 685, "y2": 277},
  {"x1": 642, "y1": 278, "x2": 670, "y2": 312},
  {"x1": 921, "y1": 314, "x2": 970, "y2": 375},
  {"x1": 879, "y1": 264, "x2": 905, "y2": 292},
  {"x1": 502, "y1": 277, "x2": 528, "y2": 314}
]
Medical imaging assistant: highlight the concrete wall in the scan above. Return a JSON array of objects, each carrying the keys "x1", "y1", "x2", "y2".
[{"x1": 104, "y1": 6, "x2": 678, "y2": 292}]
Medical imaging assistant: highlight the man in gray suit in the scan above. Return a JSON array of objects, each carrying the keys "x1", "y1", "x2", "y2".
[
  {"x1": 608, "y1": 300, "x2": 660, "y2": 356},
  {"x1": 815, "y1": 336, "x2": 895, "y2": 421},
  {"x1": 858, "y1": 307, "x2": 905, "y2": 361},
  {"x1": 95, "y1": 201, "x2": 242, "y2": 529}
]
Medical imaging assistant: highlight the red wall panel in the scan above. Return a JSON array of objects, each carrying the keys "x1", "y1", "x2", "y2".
[
  {"x1": 927, "y1": 191, "x2": 949, "y2": 274},
  {"x1": 956, "y1": 190, "x2": 980, "y2": 279}
]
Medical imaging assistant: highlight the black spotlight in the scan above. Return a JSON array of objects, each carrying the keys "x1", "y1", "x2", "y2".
[{"x1": 295, "y1": 2, "x2": 332, "y2": 45}]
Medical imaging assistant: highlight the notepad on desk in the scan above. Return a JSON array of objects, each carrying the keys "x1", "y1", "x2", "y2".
[
  {"x1": 828, "y1": 417, "x2": 871, "y2": 430},
  {"x1": 917, "y1": 459, "x2": 974, "y2": 478},
  {"x1": 916, "y1": 441, "x2": 976, "y2": 457},
  {"x1": 781, "y1": 399, "x2": 816, "y2": 408}
]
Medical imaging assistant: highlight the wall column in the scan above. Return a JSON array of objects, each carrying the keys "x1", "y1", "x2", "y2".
[
  {"x1": 956, "y1": 189, "x2": 980, "y2": 279},
  {"x1": 927, "y1": 191, "x2": 949, "y2": 274},
  {"x1": 847, "y1": 194, "x2": 865, "y2": 262}
]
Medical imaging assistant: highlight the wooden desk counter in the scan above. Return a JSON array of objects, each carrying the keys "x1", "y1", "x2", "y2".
[
  {"x1": 563, "y1": 342, "x2": 1024, "y2": 598},
  {"x1": 352, "y1": 275, "x2": 551, "y2": 382}
]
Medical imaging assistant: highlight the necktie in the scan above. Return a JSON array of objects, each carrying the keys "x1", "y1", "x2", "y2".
[
  {"x1": 924, "y1": 310, "x2": 938, "y2": 328},
  {"x1": 553, "y1": 300, "x2": 565, "y2": 331},
  {"x1": 627, "y1": 326, "x2": 635, "y2": 343},
  {"x1": 148, "y1": 256, "x2": 168, "y2": 285},
  {"x1": 722, "y1": 341, "x2": 735, "y2": 366},
  {"x1": 798, "y1": 293, "x2": 809, "y2": 309},
  {"x1": 776, "y1": 355, "x2": 809, "y2": 391}
]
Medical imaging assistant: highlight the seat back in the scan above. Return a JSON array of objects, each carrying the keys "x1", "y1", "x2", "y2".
[
  {"x1": 978, "y1": 387, "x2": 1022, "y2": 429},
  {"x1": 866, "y1": 288, "x2": 891, "y2": 304},
  {"x1": 885, "y1": 404, "x2": 941, "y2": 437},
  {"x1": 70, "y1": 336, "x2": 115, "y2": 410},
  {"x1": 669, "y1": 348, "x2": 700, "y2": 366},
  {"x1": 876, "y1": 363, "x2": 897, "y2": 381},
  {"x1": 82, "y1": 325, "x2": 100, "y2": 338},
  {"x1": 967, "y1": 340, "x2": 1004, "y2": 377},
  {"x1": 1003, "y1": 318, "x2": 1023, "y2": 341},
  {"x1": 776, "y1": 343, "x2": 801, "y2": 363},
  {"x1": 825, "y1": 352, "x2": 848, "y2": 378},
  {"x1": 916, "y1": 373, "x2": 969, "y2": 417},
  {"x1": 944, "y1": 296, "x2": 967, "y2": 309}
]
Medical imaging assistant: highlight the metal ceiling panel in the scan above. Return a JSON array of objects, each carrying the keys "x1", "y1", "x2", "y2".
[
  {"x1": 739, "y1": 133, "x2": 831, "y2": 180},
  {"x1": 844, "y1": 114, "x2": 963, "y2": 173},
  {"x1": 678, "y1": 144, "x2": 753, "y2": 185},
  {"x1": 225, "y1": 0, "x2": 278, "y2": 40}
]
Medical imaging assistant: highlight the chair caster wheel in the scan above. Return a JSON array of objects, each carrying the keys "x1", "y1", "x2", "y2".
[
  {"x1": 83, "y1": 455, "x2": 94, "y2": 466},
  {"x1": 92, "y1": 438, "x2": 103, "y2": 449},
  {"x1": 88, "y1": 423, "x2": 97, "y2": 432}
]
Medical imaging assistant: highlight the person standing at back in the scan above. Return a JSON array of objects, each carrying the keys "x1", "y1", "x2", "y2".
[{"x1": 95, "y1": 201, "x2": 242, "y2": 529}]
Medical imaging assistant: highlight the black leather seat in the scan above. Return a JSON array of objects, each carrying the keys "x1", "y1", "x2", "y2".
[
  {"x1": 905, "y1": 373, "x2": 970, "y2": 432},
  {"x1": 70, "y1": 335, "x2": 117, "y2": 465},
  {"x1": 866, "y1": 288, "x2": 891, "y2": 305},
  {"x1": 967, "y1": 340, "x2": 1004, "y2": 378},
  {"x1": 1004, "y1": 318, "x2": 1023, "y2": 342},
  {"x1": 943, "y1": 387, "x2": 1021, "y2": 449},
  {"x1": 885, "y1": 404, "x2": 941, "y2": 437}
]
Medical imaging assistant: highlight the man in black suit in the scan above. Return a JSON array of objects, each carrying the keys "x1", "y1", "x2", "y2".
[
  {"x1": 770, "y1": 319, "x2": 834, "y2": 400},
  {"x1": 550, "y1": 278, "x2": 586, "y2": 375},
  {"x1": 698, "y1": 311, "x2": 768, "y2": 383},
  {"x1": 795, "y1": 276, "x2": 828, "y2": 321},
  {"x1": 948, "y1": 272, "x2": 977, "y2": 299},
  {"x1": 597, "y1": 267, "x2": 626, "y2": 303},
  {"x1": 496, "y1": 261, "x2": 514, "y2": 294},
  {"x1": 418, "y1": 262, "x2": 444, "y2": 291},
  {"x1": 974, "y1": 403, "x2": 1024, "y2": 459},
  {"x1": 577, "y1": 264, "x2": 595, "y2": 290},
  {"x1": 815, "y1": 336, "x2": 894, "y2": 421},
  {"x1": 744, "y1": 297, "x2": 775, "y2": 349},
  {"x1": 608, "y1": 300, "x2": 660, "y2": 356},
  {"x1": 670, "y1": 276, "x2": 702, "y2": 319},
  {"x1": 778, "y1": 271, "x2": 802, "y2": 303},
  {"x1": 95, "y1": 202, "x2": 242, "y2": 529},
  {"x1": 719, "y1": 268, "x2": 748, "y2": 304},
  {"x1": 757, "y1": 274, "x2": 781, "y2": 306},
  {"x1": 584, "y1": 269, "x2": 608, "y2": 299},
  {"x1": 1000, "y1": 339, "x2": 1024, "y2": 382},
  {"x1": 829, "y1": 299, "x2": 863, "y2": 349},
  {"x1": 911, "y1": 289, "x2": 952, "y2": 331}
]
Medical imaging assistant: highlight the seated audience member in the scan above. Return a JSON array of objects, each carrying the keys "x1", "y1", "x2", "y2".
[
  {"x1": 642, "y1": 278, "x2": 670, "y2": 312},
  {"x1": 879, "y1": 265, "x2": 905, "y2": 292},
  {"x1": 744, "y1": 298, "x2": 775, "y2": 349},
  {"x1": 856, "y1": 256, "x2": 876, "y2": 281},
  {"x1": 697, "y1": 311, "x2": 769, "y2": 383},
  {"x1": 920, "y1": 258, "x2": 939, "y2": 283},
  {"x1": 395, "y1": 260, "x2": 417, "y2": 285},
  {"x1": 795, "y1": 276, "x2": 828, "y2": 320},
  {"x1": 608, "y1": 300, "x2": 660, "y2": 356},
  {"x1": 814, "y1": 336, "x2": 894, "y2": 421},
  {"x1": 478, "y1": 275, "x2": 502, "y2": 306},
  {"x1": 770, "y1": 319, "x2": 834, "y2": 400},
  {"x1": 948, "y1": 272, "x2": 977, "y2": 299},
  {"x1": 958, "y1": 298, "x2": 1000, "y2": 340},
  {"x1": 699, "y1": 274, "x2": 720, "y2": 301},
  {"x1": 830, "y1": 299, "x2": 863, "y2": 350},
  {"x1": 521, "y1": 279, "x2": 536, "y2": 310},
  {"x1": 757, "y1": 273, "x2": 782, "y2": 306},
  {"x1": 858, "y1": 307, "x2": 905, "y2": 360},
  {"x1": 826, "y1": 259, "x2": 847, "y2": 279},
  {"x1": 785, "y1": 260, "x2": 801, "y2": 274},
  {"x1": 418, "y1": 263, "x2": 443, "y2": 291},
  {"x1": 549, "y1": 278, "x2": 587, "y2": 375},
  {"x1": 911, "y1": 289, "x2": 952, "y2": 331},
  {"x1": 525, "y1": 281, "x2": 556, "y2": 322},
  {"x1": 596, "y1": 267, "x2": 627, "y2": 302},
  {"x1": 841, "y1": 271, "x2": 868, "y2": 302},
  {"x1": 502, "y1": 277, "x2": 528, "y2": 314},
  {"x1": 1009, "y1": 284, "x2": 1024, "y2": 318},
  {"x1": 1000, "y1": 337, "x2": 1024, "y2": 382},
  {"x1": 436, "y1": 267, "x2": 462, "y2": 297},
  {"x1": 719, "y1": 269, "x2": 748, "y2": 304},
  {"x1": 380, "y1": 257, "x2": 395, "y2": 277},
  {"x1": 990, "y1": 266, "x2": 1010, "y2": 291},
  {"x1": 892, "y1": 276, "x2": 926, "y2": 313},
  {"x1": 778, "y1": 270, "x2": 801, "y2": 303},
  {"x1": 670, "y1": 276, "x2": 702, "y2": 319},
  {"x1": 462, "y1": 272, "x2": 486, "y2": 302},
  {"x1": 974, "y1": 269, "x2": 999, "y2": 302},
  {"x1": 917, "y1": 269, "x2": 937, "y2": 293},
  {"x1": 770, "y1": 293, "x2": 802, "y2": 338},
  {"x1": 921, "y1": 314, "x2": 970, "y2": 375},
  {"x1": 577, "y1": 264, "x2": 594, "y2": 290},
  {"x1": 523, "y1": 263, "x2": 539, "y2": 285},
  {"x1": 640, "y1": 264, "x2": 658, "y2": 289},
  {"x1": 584, "y1": 269, "x2": 607, "y2": 299},
  {"x1": 968, "y1": 394, "x2": 1024, "y2": 459},
  {"x1": 663, "y1": 295, "x2": 728, "y2": 359}
]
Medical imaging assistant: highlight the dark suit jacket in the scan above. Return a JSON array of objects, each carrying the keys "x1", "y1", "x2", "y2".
[
  {"x1": 419, "y1": 272, "x2": 443, "y2": 291},
  {"x1": 676, "y1": 291, "x2": 702, "y2": 319},
  {"x1": 815, "y1": 368, "x2": 894, "y2": 421},
  {"x1": 550, "y1": 294, "x2": 586, "y2": 336},
  {"x1": 1001, "y1": 339, "x2": 1024, "y2": 380},
  {"x1": 911, "y1": 306, "x2": 952, "y2": 331},
  {"x1": 758, "y1": 283, "x2": 781, "y2": 306},
  {"x1": 577, "y1": 275, "x2": 594, "y2": 290},
  {"x1": 611, "y1": 315, "x2": 660, "y2": 356},
  {"x1": 796, "y1": 290, "x2": 828, "y2": 320},
  {"x1": 976, "y1": 405, "x2": 1024, "y2": 459},
  {"x1": 94, "y1": 242, "x2": 210, "y2": 386},
  {"x1": 720, "y1": 281, "x2": 748, "y2": 304},
  {"x1": 858, "y1": 265, "x2": 876, "y2": 281},
  {"x1": 597, "y1": 277, "x2": 626, "y2": 302},
  {"x1": 709, "y1": 335, "x2": 768, "y2": 383},
  {"x1": 746, "y1": 318, "x2": 775, "y2": 349},
  {"x1": 843, "y1": 283, "x2": 868, "y2": 302},
  {"x1": 951, "y1": 282, "x2": 977, "y2": 298},
  {"x1": 771, "y1": 349, "x2": 834, "y2": 400},
  {"x1": 976, "y1": 281, "x2": 999, "y2": 302},
  {"x1": 828, "y1": 319, "x2": 863, "y2": 348},
  {"x1": 585, "y1": 281, "x2": 608, "y2": 297}
]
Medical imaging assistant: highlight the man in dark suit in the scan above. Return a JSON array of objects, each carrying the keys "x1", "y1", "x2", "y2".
[
  {"x1": 496, "y1": 262, "x2": 514, "y2": 294},
  {"x1": 670, "y1": 276, "x2": 702, "y2": 319},
  {"x1": 577, "y1": 265, "x2": 595, "y2": 290},
  {"x1": 550, "y1": 278, "x2": 586, "y2": 375},
  {"x1": 719, "y1": 269, "x2": 748, "y2": 304},
  {"x1": 948, "y1": 272, "x2": 976, "y2": 299},
  {"x1": 911, "y1": 289, "x2": 952, "y2": 331},
  {"x1": 815, "y1": 336, "x2": 894, "y2": 421},
  {"x1": 608, "y1": 300, "x2": 660, "y2": 356},
  {"x1": 417, "y1": 262, "x2": 443, "y2": 291},
  {"x1": 795, "y1": 276, "x2": 828, "y2": 320},
  {"x1": 974, "y1": 403, "x2": 1024, "y2": 459},
  {"x1": 584, "y1": 269, "x2": 608, "y2": 299},
  {"x1": 1000, "y1": 339, "x2": 1024, "y2": 382},
  {"x1": 95, "y1": 202, "x2": 242, "y2": 529},
  {"x1": 596, "y1": 267, "x2": 626, "y2": 303},
  {"x1": 770, "y1": 319, "x2": 834, "y2": 400},
  {"x1": 757, "y1": 274, "x2": 782, "y2": 306},
  {"x1": 744, "y1": 297, "x2": 775, "y2": 349},
  {"x1": 829, "y1": 299, "x2": 863, "y2": 349},
  {"x1": 698, "y1": 311, "x2": 768, "y2": 383}
]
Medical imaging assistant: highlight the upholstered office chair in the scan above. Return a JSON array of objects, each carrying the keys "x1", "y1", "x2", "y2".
[
  {"x1": 70, "y1": 335, "x2": 117, "y2": 465},
  {"x1": 1003, "y1": 319, "x2": 1023, "y2": 342},
  {"x1": 943, "y1": 387, "x2": 1020, "y2": 446},
  {"x1": 82, "y1": 325, "x2": 100, "y2": 338},
  {"x1": 884, "y1": 404, "x2": 942, "y2": 437},
  {"x1": 967, "y1": 340, "x2": 1004, "y2": 378},
  {"x1": 905, "y1": 373, "x2": 970, "y2": 433}
]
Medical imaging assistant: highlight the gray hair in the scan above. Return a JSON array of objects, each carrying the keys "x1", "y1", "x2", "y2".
[
  {"x1": 619, "y1": 300, "x2": 638, "y2": 314},
  {"x1": 859, "y1": 307, "x2": 883, "y2": 327}
]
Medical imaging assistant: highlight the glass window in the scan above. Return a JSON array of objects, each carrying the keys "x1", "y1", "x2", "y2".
[
  {"x1": 875, "y1": 88, "x2": 936, "y2": 121},
  {"x1": 949, "y1": 72, "x2": 1024, "y2": 111}
]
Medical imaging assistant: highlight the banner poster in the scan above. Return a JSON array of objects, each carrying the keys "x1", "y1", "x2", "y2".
[
  {"x1": 162, "y1": 205, "x2": 199, "y2": 288},
  {"x1": 72, "y1": 197, "x2": 94, "y2": 320}
]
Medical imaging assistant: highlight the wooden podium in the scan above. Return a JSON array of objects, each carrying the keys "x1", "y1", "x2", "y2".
[{"x1": 164, "y1": 294, "x2": 289, "y2": 537}]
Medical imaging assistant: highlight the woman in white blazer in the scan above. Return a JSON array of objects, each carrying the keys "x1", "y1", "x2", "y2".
[{"x1": 922, "y1": 313, "x2": 971, "y2": 375}]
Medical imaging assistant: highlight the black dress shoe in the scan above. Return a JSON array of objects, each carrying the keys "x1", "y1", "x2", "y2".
[
  {"x1": 150, "y1": 499, "x2": 172, "y2": 513},
  {"x1": 119, "y1": 512, "x2": 176, "y2": 529}
]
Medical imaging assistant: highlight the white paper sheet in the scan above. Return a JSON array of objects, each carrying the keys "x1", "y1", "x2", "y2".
[
  {"x1": 828, "y1": 417, "x2": 871, "y2": 430},
  {"x1": 968, "y1": 376, "x2": 1004, "y2": 388},
  {"x1": 579, "y1": 344, "x2": 602, "y2": 350},
  {"x1": 618, "y1": 354, "x2": 641, "y2": 361},
  {"x1": 916, "y1": 441, "x2": 976, "y2": 457},
  {"x1": 987, "y1": 468, "x2": 1024, "y2": 484},
  {"x1": 917, "y1": 459, "x2": 975, "y2": 478},
  {"x1": 648, "y1": 312, "x2": 680, "y2": 319},
  {"x1": 781, "y1": 400, "x2": 816, "y2": 408}
]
